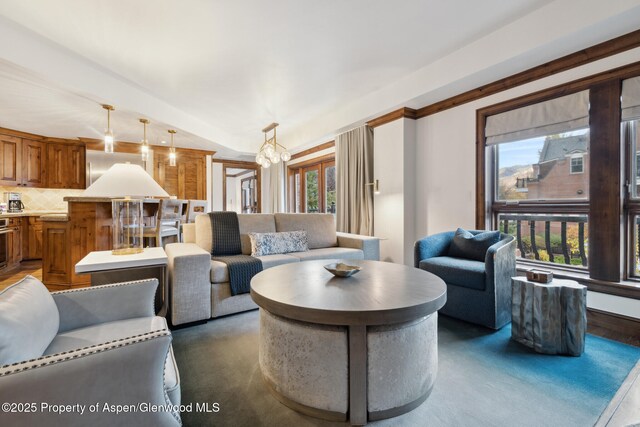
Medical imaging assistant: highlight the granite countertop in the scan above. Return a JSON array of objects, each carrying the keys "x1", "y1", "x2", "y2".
[
  {"x1": 39, "y1": 213, "x2": 70, "y2": 222},
  {"x1": 0, "y1": 210, "x2": 67, "y2": 218},
  {"x1": 64, "y1": 197, "x2": 160, "y2": 203}
]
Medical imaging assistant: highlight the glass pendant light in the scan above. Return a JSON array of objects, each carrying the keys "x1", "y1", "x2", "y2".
[
  {"x1": 256, "y1": 123, "x2": 290, "y2": 168},
  {"x1": 168, "y1": 129, "x2": 177, "y2": 167},
  {"x1": 139, "y1": 118, "x2": 150, "y2": 162},
  {"x1": 102, "y1": 104, "x2": 114, "y2": 153}
]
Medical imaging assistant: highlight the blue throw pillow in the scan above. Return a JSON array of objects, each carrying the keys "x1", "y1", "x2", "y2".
[{"x1": 448, "y1": 228, "x2": 500, "y2": 262}]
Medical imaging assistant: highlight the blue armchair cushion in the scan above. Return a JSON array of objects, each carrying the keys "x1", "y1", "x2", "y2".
[
  {"x1": 448, "y1": 228, "x2": 500, "y2": 262},
  {"x1": 419, "y1": 256, "x2": 486, "y2": 291}
]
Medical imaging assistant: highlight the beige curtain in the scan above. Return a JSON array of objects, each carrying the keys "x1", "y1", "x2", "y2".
[
  {"x1": 336, "y1": 125, "x2": 374, "y2": 235},
  {"x1": 264, "y1": 162, "x2": 285, "y2": 213}
]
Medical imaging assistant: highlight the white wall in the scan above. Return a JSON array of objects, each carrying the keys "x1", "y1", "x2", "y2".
[
  {"x1": 211, "y1": 162, "x2": 223, "y2": 211},
  {"x1": 414, "y1": 47, "x2": 640, "y2": 318},
  {"x1": 373, "y1": 118, "x2": 416, "y2": 265}
]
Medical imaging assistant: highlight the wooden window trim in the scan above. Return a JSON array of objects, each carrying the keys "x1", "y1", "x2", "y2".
[
  {"x1": 477, "y1": 62, "x2": 640, "y2": 298},
  {"x1": 287, "y1": 154, "x2": 335, "y2": 213}
]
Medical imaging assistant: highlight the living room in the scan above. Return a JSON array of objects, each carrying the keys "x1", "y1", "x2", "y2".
[{"x1": 1, "y1": 1, "x2": 639, "y2": 426}]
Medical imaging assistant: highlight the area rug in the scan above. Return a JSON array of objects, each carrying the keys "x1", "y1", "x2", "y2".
[{"x1": 171, "y1": 310, "x2": 640, "y2": 427}]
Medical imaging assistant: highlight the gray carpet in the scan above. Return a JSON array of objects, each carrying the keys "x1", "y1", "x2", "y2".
[{"x1": 171, "y1": 310, "x2": 638, "y2": 427}]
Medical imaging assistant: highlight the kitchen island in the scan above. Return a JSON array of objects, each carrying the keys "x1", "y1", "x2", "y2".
[{"x1": 42, "y1": 197, "x2": 160, "y2": 289}]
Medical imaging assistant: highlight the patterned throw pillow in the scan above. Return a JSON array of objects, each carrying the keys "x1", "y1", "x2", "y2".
[{"x1": 249, "y1": 230, "x2": 309, "y2": 256}]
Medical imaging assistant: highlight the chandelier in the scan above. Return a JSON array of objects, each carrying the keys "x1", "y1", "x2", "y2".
[{"x1": 255, "y1": 123, "x2": 290, "y2": 168}]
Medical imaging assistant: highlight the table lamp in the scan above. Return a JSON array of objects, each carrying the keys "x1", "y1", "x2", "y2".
[{"x1": 82, "y1": 163, "x2": 169, "y2": 255}]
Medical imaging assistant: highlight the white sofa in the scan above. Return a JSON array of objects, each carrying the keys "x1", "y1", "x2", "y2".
[{"x1": 166, "y1": 213, "x2": 380, "y2": 326}]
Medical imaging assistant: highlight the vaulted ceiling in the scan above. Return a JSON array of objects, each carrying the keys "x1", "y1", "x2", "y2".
[{"x1": 0, "y1": 0, "x2": 638, "y2": 158}]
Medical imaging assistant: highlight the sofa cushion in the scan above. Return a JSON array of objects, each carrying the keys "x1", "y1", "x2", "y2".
[
  {"x1": 238, "y1": 214, "x2": 276, "y2": 255},
  {"x1": 274, "y1": 213, "x2": 337, "y2": 249},
  {"x1": 288, "y1": 247, "x2": 364, "y2": 261},
  {"x1": 419, "y1": 256, "x2": 486, "y2": 291},
  {"x1": 44, "y1": 316, "x2": 168, "y2": 355},
  {"x1": 210, "y1": 254, "x2": 299, "y2": 283},
  {"x1": 250, "y1": 230, "x2": 308, "y2": 256},
  {"x1": 0, "y1": 275, "x2": 60, "y2": 366},
  {"x1": 448, "y1": 228, "x2": 500, "y2": 262}
]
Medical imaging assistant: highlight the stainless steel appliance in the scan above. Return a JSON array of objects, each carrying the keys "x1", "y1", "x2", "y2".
[
  {"x1": 3, "y1": 192, "x2": 24, "y2": 213},
  {"x1": 0, "y1": 218, "x2": 9, "y2": 269}
]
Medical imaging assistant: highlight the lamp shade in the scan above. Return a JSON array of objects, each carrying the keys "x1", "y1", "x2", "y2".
[{"x1": 82, "y1": 163, "x2": 169, "y2": 198}]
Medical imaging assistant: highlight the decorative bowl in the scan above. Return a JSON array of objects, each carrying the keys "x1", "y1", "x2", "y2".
[{"x1": 324, "y1": 263, "x2": 362, "y2": 278}]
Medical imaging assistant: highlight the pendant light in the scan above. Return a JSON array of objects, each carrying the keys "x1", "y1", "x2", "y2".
[
  {"x1": 256, "y1": 123, "x2": 290, "y2": 169},
  {"x1": 102, "y1": 104, "x2": 114, "y2": 153},
  {"x1": 168, "y1": 129, "x2": 177, "y2": 167},
  {"x1": 139, "y1": 118, "x2": 150, "y2": 162}
]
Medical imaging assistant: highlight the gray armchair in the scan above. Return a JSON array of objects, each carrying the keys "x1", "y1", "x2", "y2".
[
  {"x1": 0, "y1": 277, "x2": 181, "y2": 426},
  {"x1": 414, "y1": 230, "x2": 516, "y2": 329}
]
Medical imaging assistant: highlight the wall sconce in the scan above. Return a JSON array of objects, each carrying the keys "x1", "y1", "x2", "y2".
[{"x1": 366, "y1": 179, "x2": 380, "y2": 194}]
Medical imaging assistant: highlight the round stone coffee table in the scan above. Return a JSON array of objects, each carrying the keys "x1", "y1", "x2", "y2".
[{"x1": 250, "y1": 259, "x2": 447, "y2": 425}]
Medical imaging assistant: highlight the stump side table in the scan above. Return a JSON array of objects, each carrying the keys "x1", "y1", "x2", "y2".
[{"x1": 511, "y1": 277, "x2": 587, "y2": 356}]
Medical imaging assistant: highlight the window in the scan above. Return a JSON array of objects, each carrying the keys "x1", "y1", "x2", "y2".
[
  {"x1": 287, "y1": 155, "x2": 335, "y2": 213},
  {"x1": 479, "y1": 70, "x2": 640, "y2": 287},
  {"x1": 570, "y1": 155, "x2": 584, "y2": 174}
]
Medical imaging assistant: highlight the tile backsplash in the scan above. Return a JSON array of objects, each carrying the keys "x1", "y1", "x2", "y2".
[{"x1": 0, "y1": 186, "x2": 84, "y2": 211}]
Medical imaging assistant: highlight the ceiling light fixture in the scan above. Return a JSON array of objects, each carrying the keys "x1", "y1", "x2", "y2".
[
  {"x1": 139, "y1": 118, "x2": 150, "y2": 163},
  {"x1": 168, "y1": 129, "x2": 177, "y2": 167},
  {"x1": 102, "y1": 104, "x2": 115, "y2": 153},
  {"x1": 256, "y1": 123, "x2": 290, "y2": 169}
]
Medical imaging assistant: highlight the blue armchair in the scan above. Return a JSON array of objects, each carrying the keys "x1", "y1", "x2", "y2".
[{"x1": 414, "y1": 230, "x2": 516, "y2": 329}]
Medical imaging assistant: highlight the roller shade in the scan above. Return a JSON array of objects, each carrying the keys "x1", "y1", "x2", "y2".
[
  {"x1": 622, "y1": 76, "x2": 640, "y2": 121},
  {"x1": 485, "y1": 90, "x2": 589, "y2": 145}
]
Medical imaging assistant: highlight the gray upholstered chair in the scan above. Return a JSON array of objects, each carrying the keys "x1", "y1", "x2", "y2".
[
  {"x1": 414, "y1": 229, "x2": 516, "y2": 329},
  {"x1": 0, "y1": 276, "x2": 180, "y2": 426}
]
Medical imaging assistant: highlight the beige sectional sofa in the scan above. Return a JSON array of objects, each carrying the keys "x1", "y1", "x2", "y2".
[{"x1": 166, "y1": 213, "x2": 380, "y2": 326}]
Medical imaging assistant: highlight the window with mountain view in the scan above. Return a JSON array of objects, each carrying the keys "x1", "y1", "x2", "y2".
[
  {"x1": 482, "y1": 73, "x2": 640, "y2": 286},
  {"x1": 486, "y1": 90, "x2": 591, "y2": 270},
  {"x1": 496, "y1": 129, "x2": 590, "y2": 201},
  {"x1": 495, "y1": 130, "x2": 590, "y2": 267}
]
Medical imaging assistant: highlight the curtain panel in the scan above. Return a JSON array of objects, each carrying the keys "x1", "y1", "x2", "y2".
[
  {"x1": 264, "y1": 162, "x2": 286, "y2": 213},
  {"x1": 336, "y1": 125, "x2": 374, "y2": 235}
]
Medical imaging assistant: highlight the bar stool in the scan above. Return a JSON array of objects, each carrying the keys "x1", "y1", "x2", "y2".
[{"x1": 143, "y1": 199, "x2": 185, "y2": 247}]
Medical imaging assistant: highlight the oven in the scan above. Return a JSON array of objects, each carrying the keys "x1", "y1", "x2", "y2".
[{"x1": 0, "y1": 218, "x2": 9, "y2": 269}]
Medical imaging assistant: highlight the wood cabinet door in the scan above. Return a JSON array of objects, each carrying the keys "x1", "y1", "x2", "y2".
[
  {"x1": 0, "y1": 135, "x2": 21, "y2": 186},
  {"x1": 67, "y1": 144, "x2": 86, "y2": 189},
  {"x1": 46, "y1": 143, "x2": 86, "y2": 189},
  {"x1": 12, "y1": 226, "x2": 22, "y2": 263},
  {"x1": 43, "y1": 223, "x2": 70, "y2": 284},
  {"x1": 24, "y1": 217, "x2": 43, "y2": 260},
  {"x1": 46, "y1": 143, "x2": 66, "y2": 188},
  {"x1": 21, "y1": 139, "x2": 45, "y2": 187}
]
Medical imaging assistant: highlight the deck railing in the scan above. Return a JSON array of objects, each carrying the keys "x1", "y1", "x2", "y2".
[{"x1": 499, "y1": 214, "x2": 588, "y2": 267}]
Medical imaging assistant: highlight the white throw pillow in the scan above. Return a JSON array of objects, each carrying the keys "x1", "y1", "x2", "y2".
[
  {"x1": 0, "y1": 275, "x2": 60, "y2": 366},
  {"x1": 249, "y1": 230, "x2": 309, "y2": 256}
]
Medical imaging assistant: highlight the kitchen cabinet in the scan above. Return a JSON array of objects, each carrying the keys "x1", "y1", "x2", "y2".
[
  {"x1": 154, "y1": 151, "x2": 206, "y2": 199},
  {"x1": 6, "y1": 217, "x2": 23, "y2": 268},
  {"x1": 21, "y1": 139, "x2": 46, "y2": 187},
  {"x1": 46, "y1": 142, "x2": 86, "y2": 189},
  {"x1": 0, "y1": 135, "x2": 21, "y2": 186},
  {"x1": 23, "y1": 216, "x2": 43, "y2": 260},
  {"x1": 42, "y1": 219, "x2": 71, "y2": 286},
  {"x1": 0, "y1": 136, "x2": 45, "y2": 187}
]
